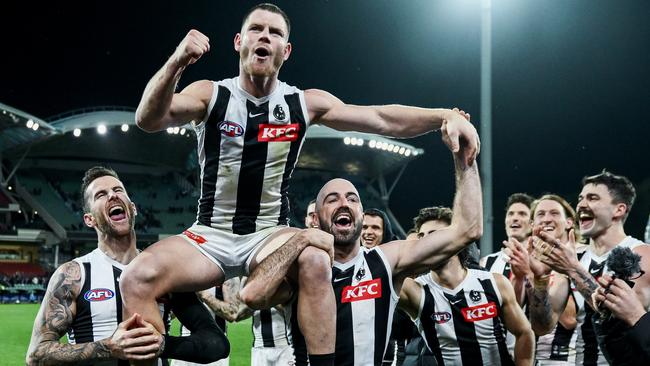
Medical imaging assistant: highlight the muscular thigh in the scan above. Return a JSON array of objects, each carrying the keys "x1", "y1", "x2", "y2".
[
  {"x1": 135, "y1": 235, "x2": 225, "y2": 294},
  {"x1": 248, "y1": 227, "x2": 303, "y2": 279}
]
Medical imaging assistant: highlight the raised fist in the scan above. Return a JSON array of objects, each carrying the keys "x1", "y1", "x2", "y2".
[{"x1": 173, "y1": 29, "x2": 210, "y2": 67}]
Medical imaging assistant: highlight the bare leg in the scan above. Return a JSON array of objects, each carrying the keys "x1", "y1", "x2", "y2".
[{"x1": 119, "y1": 236, "x2": 223, "y2": 364}]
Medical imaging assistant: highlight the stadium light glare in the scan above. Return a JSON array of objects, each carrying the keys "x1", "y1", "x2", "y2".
[
  {"x1": 26, "y1": 119, "x2": 34, "y2": 128},
  {"x1": 173, "y1": 127, "x2": 180, "y2": 134},
  {"x1": 392, "y1": 145, "x2": 400, "y2": 153},
  {"x1": 97, "y1": 124, "x2": 107, "y2": 135},
  {"x1": 405, "y1": 149, "x2": 412, "y2": 157},
  {"x1": 34, "y1": 211, "x2": 38, "y2": 215},
  {"x1": 166, "y1": 127, "x2": 174, "y2": 134},
  {"x1": 32, "y1": 123, "x2": 39, "y2": 131},
  {"x1": 399, "y1": 147, "x2": 406, "y2": 155},
  {"x1": 8, "y1": 186, "x2": 12, "y2": 191},
  {"x1": 369, "y1": 140, "x2": 376, "y2": 148},
  {"x1": 357, "y1": 138, "x2": 364, "y2": 146},
  {"x1": 343, "y1": 137, "x2": 351, "y2": 145},
  {"x1": 73, "y1": 128, "x2": 82, "y2": 137},
  {"x1": 121, "y1": 124, "x2": 129, "y2": 132},
  {"x1": 180, "y1": 128, "x2": 186, "y2": 135}
]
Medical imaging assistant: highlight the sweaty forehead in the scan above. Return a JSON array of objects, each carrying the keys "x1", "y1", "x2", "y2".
[{"x1": 318, "y1": 179, "x2": 359, "y2": 203}]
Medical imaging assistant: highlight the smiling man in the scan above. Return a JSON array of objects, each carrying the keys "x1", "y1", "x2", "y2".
[
  {"x1": 523, "y1": 171, "x2": 650, "y2": 365},
  {"x1": 123, "y1": 3, "x2": 480, "y2": 365},
  {"x1": 361, "y1": 208, "x2": 394, "y2": 249}
]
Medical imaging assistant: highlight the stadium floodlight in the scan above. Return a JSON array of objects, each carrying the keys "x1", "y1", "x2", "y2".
[
  {"x1": 399, "y1": 147, "x2": 406, "y2": 155},
  {"x1": 34, "y1": 210, "x2": 38, "y2": 215},
  {"x1": 369, "y1": 139, "x2": 376, "y2": 148},
  {"x1": 73, "y1": 128, "x2": 82, "y2": 137},
  {"x1": 32, "y1": 123, "x2": 39, "y2": 131},
  {"x1": 97, "y1": 124, "x2": 107, "y2": 135},
  {"x1": 180, "y1": 128, "x2": 186, "y2": 135},
  {"x1": 357, "y1": 138, "x2": 364, "y2": 146},
  {"x1": 343, "y1": 137, "x2": 351, "y2": 145},
  {"x1": 26, "y1": 119, "x2": 34, "y2": 128},
  {"x1": 121, "y1": 124, "x2": 129, "y2": 132},
  {"x1": 166, "y1": 127, "x2": 174, "y2": 134},
  {"x1": 405, "y1": 149, "x2": 412, "y2": 157},
  {"x1": 392, "y1": 145, "x2": 400, "y2": 153},
  {"x1": 8, "y1": 186, "x2": 12, "y2": 191},
  {"x1": 173, "y1": 127, "x2": 180, "y2": 134}
]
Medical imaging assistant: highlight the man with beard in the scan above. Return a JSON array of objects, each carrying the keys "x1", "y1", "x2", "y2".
[
  {"x1": 361, "y1": 208, "x2": 395, "y2": 249},
  {"x1": 124, "y1": 3, "x2": 480, "y2": 365},
  {"x1": 523, "y1": 171, "x2": 650, "y2": 365},
  {"x1": 26, "y1": 167, "x2": 229, "y2": 365},
  {"x1": 504, "y1": 194, "x2": 580, "y2": 365},
  {"x1": 243, "y1": 124, "x2": 483, "y2": 365}
]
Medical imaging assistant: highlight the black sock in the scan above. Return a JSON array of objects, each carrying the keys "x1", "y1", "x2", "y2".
[{"x1": 309, "y1": 353, "x2": 335, "y2": 366}]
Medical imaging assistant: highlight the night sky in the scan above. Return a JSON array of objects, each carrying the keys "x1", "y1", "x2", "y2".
[{"x1": 2, "y1": 1, "x2": 649, "y2": 246}]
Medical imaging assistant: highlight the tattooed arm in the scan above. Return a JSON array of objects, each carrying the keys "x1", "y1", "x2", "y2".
[
  {"x1": 198, "y1": 277, "x2": 253, "y2": 322},
  {"x1": 26, "y1": 261, "x2": 160, "y2": 365},
  {"x1": 525, "y1": 273, "x2": 570, "y2": 336}
]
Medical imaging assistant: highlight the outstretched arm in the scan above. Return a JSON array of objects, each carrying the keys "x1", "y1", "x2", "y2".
[
  {"x1": 136, "y1": 30, "x2": 213, "y2": 132},
  {"x1": 26, "y1": 262, "x2": 159, "y2": 365},
  {"x1": 305, "y1": 89, "x2": 480, "y2": 165},
  {"x1": 381, "y1": 129, "x2": 482, "y2": 289}
]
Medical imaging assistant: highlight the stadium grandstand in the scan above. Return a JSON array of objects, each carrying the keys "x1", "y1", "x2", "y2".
[{"x1": 0, "y1": 102, "x2": 423, "y2": 302}]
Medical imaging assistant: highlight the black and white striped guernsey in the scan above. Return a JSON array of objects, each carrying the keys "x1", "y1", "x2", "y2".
[
  {"x1": 194, "y1": 77, "x2": 310, "y2": 234},
  {"x1": 252, "y1": 306, "x2": 292, "y2": 348},
  {"x1": 573, "y1": 236, "x2": 645, "y2": 366},
  {"x1": 332, "y1": 248, "x2": 399, "y2": 366},
  {"x1": 414, "y1": 269, "x2": 513, "y2": 366},
  {"x1": 483, "y1": 251, "x2": 512, "y2": 278}
]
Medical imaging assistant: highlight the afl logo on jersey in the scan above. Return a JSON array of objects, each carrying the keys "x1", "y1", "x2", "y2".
[
  {"x1": 218, "y1": 121, "x2": 244, "y2": 137},
  {"x1": 432, "y1": 312, "x2": 452, "y2": 324},
  {"x1": 84, "y1": 288, "x2": 115, "y2": 302}
]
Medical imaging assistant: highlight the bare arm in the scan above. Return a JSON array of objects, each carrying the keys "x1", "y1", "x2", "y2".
[
  {"x1": 495, "y1": 274, "x2": 534, "y2": 366},
  {"x1": 26, "y1": 262, "x2": 159, "y2": 364},
  {"x1": 397, "y1": 277, "x2": 423, "y2": 320},
  {"x1": 239, "y1": 229, "x2": 333, "y2": 309},
  {"x1": 382, "y1": 140, "x2": 482, "y2": 289},
  {"x1": 135, "y1": 30, "x2": 213, "y2": 132},
  {"x1": 525, "y1": 272, "x2": 570, "y2": 336},
  {"x1": 199, "y1": 278, "x2": 253, "y2": 322},
  {"x1": 305, "y1": 89, "x2": 480, "y2": 165}
]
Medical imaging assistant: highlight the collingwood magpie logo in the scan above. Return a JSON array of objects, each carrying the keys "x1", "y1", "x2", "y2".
[
  {"x1": 469, "y1": 290, "x2": 482, "y2": 303},
  {"x1": 273, "y1": 104, "x2": 287, "y2": 122},
  {"x1": 355, "y1": 267, "x2": 366, "y2": 281}
]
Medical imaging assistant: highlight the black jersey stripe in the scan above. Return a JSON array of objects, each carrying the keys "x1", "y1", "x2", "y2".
[
  {"x1": 333, "y1": 265, "x2": 356, "y2": 366},
  {"x1": 484, "y1": 255, "x2": 498, "y2": 272},
  {"x1": 479, "y1": 278, "x2": 514, "y2": 366},
  {"x1": 260, "y1": 309, "x2": 276, "y2": 347},
  {"x1": 366, "y1": 250, "x2": 392, "y2": 365},
  {"x1": 232, "y1": 100, "x2": 270, "y2": 234},
  {"x1": 198, "y1": 85, "x2": 230, "y2": 226},
  {"x1": 277, "y1": 93, "x2": 307, "y2": 226},
  {"x1": 420, "y1": 284, "x2": 446, "y2": 366},
  {"x1": 445, "y1": 289, "x2": 484, "y2": 366},
  {"x1": 71, "y1": 262, "x2": 94, "y2": 343},
  {"x1": 582, "y1": 260, "x2": 604, "y2": 365},
  {"x1": 112, "y1": 266, "x2": 123, "y2": 324}
]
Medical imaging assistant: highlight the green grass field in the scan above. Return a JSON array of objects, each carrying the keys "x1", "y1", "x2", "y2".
[{"x1": 0, "y1": 304, "x2": 252, "y2": 366}]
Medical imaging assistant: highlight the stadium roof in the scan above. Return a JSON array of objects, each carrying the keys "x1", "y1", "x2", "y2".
[
  {"x1": 9, "y1": 106, "x2": 424, "y2": 179},
  {"x1": 0, "y1": 103, "x2": 59, "y2": 153}
]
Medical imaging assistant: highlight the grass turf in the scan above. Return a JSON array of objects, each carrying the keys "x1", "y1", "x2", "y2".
[{"x1": 0, "y1": 303, "x2": 252, "y2": 366}]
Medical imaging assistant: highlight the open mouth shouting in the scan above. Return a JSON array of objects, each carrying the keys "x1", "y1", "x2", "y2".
[
  {"x1": 253, "y1": 46, "x2": 271, "y2": 60},
  {"x1": 107, "y1": 203, "x2": 127, "y2": 223},
  {"x1": 578, "y1": 209, "x2": 595, "y2": 231}
]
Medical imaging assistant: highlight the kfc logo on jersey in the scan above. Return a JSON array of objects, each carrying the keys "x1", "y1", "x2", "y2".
[
  {"x1": 84, "y1": 288, "x2": 115, "y2": 302},
  {"x1": 461, "y1": 301, "x2": 498, "y2": 322},
  {"x1": 341, "y1": 278, "x2": 382, "y2": 303},
  {"x1": 218, "y1": 121, "x2": 244, "y2": 137},
  {"x1": 258, "y1": 123, "x2": 300, "y2": 142},
  {"x1": 183, "y1": 230, "x2": 207, "y2": 245},
  {"x1": 432, "y1": 312, "x2": 452, "y2": 324}
]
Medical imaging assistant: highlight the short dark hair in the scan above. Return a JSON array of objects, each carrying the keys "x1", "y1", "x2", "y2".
[
  {"x1": 364, "y1": 208, "x2": 385, "y2": 222},
  {"x1": 242, "y1": 3, "x2": 291, "y2": 38},
  {"x1": 505, "y1": 193, "x2": 534, "y2": 211},
  {"x1": 81, "y1": 166, "x2": 120, "y2": 213},
  {"x1": 582, "y1": 170, "x2": 636, "y2": 221},
  {"x1": 414, "y1": 206, "x2": 453, "y2": 231}
]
